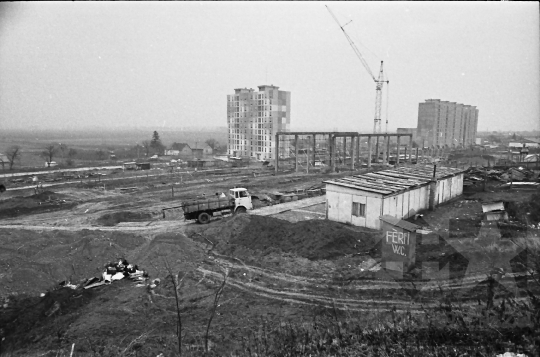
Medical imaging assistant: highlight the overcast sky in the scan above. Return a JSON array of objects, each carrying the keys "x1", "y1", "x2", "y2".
[{"x1": 0, "y1": 2, "x2": 538, "y2": 133}]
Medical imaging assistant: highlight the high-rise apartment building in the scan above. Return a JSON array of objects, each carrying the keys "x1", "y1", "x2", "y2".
[
  {"x1": 416, "y1": 99, "x2": 478, "y2": 148},
  {"x1": 227, "y1": 85, "x2": 291, "y2": 160}
]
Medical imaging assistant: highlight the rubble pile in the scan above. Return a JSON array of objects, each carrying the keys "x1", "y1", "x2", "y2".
[
  {"x1": 464, "y1": 166, "x2": 539, "y2": 189},
  {"x1": 56, "y1": 259, "x2": 149, "y2": 291}
]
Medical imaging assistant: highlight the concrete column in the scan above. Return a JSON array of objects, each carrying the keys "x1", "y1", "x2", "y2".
[
  {"x1": 351, "y1": 136, "x2": 355, "y2": 171},
  {"x1": 306, "y1": 136, "x2": 310, "y2": 174},
  {"x1": 386, "y1": 135, "x2": 391, "y2": 163},
  {"x1": 375, "y1": 136, "x2": 380, "y2": 163},
  {"x1": 381, "y1": 136, "x2": 387, "y2": 164},
  {"x1": 408, "y1": 137, "x2": 413, "y2": 163},
  {"x1": 312, "y1": 135, "x2": 317, "y2": 168},
  {"x1": 415, "y1": 147, "x2": 419, "y2": 163},
  {"x1": 421, "y1": 147, "x2": 424, "y2": 160},
  {"x1": 396, "y1": 135, "x2": 401, "y2": 166},
  {"x1": 328, "y1": 134, "x2": 333, "y2": 169},
  {"x1": 331, "y1": 135, "x2": 336, "y2": 172},
  {"x1": 343, "y1": 137, "x2": 347, "y2": 166},
  {"x1": 275, "y1": 133, "x2": 279, "y2": 174},
  {"x1": 404, "y1": 146, "x2": 407, "y2": 165},
  {"x1": 367, "y1": 136, "x2": 372, "y2": 169},
  {"x1": 295, "y1": 134, "x2": 299, "y2": 173},
  {"x1": 356, "y1": 135, "x2": 361, "y2": 167}
]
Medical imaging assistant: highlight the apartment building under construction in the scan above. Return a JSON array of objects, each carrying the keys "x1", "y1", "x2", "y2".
[{"x1": 227, "y1": 85, "x2": 291, "y2": 160}]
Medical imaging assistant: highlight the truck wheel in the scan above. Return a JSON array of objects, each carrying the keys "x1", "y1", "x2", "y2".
[
  {"x1": 235, "y1": 207, "x2": 247, "y2": 215},
  {"x1": 198, "y1": 212, "x2": 211, "y2": 224}
]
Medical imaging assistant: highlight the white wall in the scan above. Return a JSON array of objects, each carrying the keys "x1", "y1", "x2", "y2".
[
  {"x1": 326, "y1": 184, "x2": 383, "y2": 229},
  {"x1": 326, "y1": 173, "x2": 464, "y2": 230}
]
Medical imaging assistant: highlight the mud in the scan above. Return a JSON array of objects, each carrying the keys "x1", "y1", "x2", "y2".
[
  {"x1": 189, "y1": 214, "x2": 380, "y2": 261},
  {"x1": 96, "y1": 211, "x2": 153, "y2": 226}
]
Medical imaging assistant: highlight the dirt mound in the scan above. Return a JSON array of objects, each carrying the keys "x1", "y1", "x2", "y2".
[
  {"x1": 133, "y1": 232, "x2": 205, "y2": 276},
  {"x1": 0, "y1": 284, "x2": 99, "y2": 352},
  {"x1": 0, "y1": 229, "x2": 146, "y2": 298},
  {"x1": 96, "y1": 211, "x2": 153, "y2": 226},
  {"x1": 215, "y1": 215, "x2": 379, "y2": 260},
  {"x1": 0, "y1": 191, "x2": 77, "y2": 218}
]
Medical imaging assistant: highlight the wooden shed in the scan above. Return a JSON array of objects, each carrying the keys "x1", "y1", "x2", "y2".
[{"x1": 324, "y1": 166, "x2": 465, "y2": 230}]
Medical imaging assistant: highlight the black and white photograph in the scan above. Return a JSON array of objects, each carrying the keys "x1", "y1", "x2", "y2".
[{"x1": 0, "y1": 2, "x2": 539, "y2": 356}]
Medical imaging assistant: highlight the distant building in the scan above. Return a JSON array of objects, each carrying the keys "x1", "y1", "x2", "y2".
[
  {"x1": 416, "y1": 99, "x2": 478, "y2": 149},
  {"x1": 227, "y1": 85, "x2": 291, "y2": 161},
  {"x1": 509, "y1": 139, "x2": 539, "y2": 148},
  {"x1": 165, "y1": 149, "x2": 181, "y2": 156},
  {"x1": 191, "y1": 148, "x2": 203, "y2": 159},
  {"x1": 170, "y1": 143, "x2": 192, "y2": 158},
  {"x1": 396, "y1": 128, "x2": 418, "y2": 146}
]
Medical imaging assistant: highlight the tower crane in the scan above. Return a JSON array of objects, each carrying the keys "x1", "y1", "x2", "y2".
[{"x1": 326, "y1": 5, "x2": 389, "y2": 133}]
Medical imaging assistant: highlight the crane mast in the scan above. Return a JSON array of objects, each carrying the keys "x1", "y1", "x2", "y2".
[{"x1": 326, "y1": 5, "x2": 388, "y2": 133}]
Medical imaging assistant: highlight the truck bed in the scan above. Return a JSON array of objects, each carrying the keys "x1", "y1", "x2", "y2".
[{"x1": 181, "y1": 196, "x2": 234, "y2": 214}]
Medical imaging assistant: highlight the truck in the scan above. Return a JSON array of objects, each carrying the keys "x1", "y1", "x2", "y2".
[{"x1": 181, "y1": 188, "x2": 253, "y2": 224}]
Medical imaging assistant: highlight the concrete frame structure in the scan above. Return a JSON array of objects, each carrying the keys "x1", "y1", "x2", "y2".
[
  {"x1": 227, "y1": 85, "x2": 291, "y2": 161},
  {"x1": 274, "y1": 132, "x2": 413, "y2": 173},
  {"x1": 324, "y1": 166, "x2": 465, "y2": 230}
]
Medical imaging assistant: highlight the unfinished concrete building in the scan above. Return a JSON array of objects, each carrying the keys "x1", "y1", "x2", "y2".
[
  {"x1": 324, "y1": 166, "x2": 465, "y2": 230},
  {"x1": 415, "y1": 99, "x2": 478, "y2": 149},
  {"x1": 227, "y1": 85, "x2": 291, "y2": 160}
]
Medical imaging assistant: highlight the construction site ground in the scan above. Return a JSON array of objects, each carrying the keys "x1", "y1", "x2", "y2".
[{"x1": 0, "y1": 166, "x2": 539, "y2": 356}]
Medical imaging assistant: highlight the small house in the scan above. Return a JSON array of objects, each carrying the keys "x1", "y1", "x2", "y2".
[
  {"x1": 187, "y1": 159, "x2": 216, "y2": 169},
  {"x1": 325, "y1": 166, "x2": 465, "y2": 230},
  {"x1": 192, "y1": 148, "x2": 204, "y2": 159},
  {"x1": 136, "y1": 162, "x2": 151, "y2": 170},
  {"x1": 123, "y1": 162, "x2": 137, "y2": 170},
  {"x1": 170, "y1": 143, "x2": 192, "y2": 158}
]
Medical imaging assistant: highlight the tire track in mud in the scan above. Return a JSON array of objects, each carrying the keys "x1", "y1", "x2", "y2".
[
  {"x1": 200, "y1": 256, "x2": 537, "y2": 313},
  {"x1": 209, "y1": 254, "x2": 533, "y2": 292},
  {"x1": 196, "y1": 267, "x2": 427, "y2": 313},
  {"x1": 0, "y1": 221, "x2": 191, "y2": 232}
]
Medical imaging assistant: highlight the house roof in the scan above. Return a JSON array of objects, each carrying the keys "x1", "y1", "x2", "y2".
[
  {"x1": 380, "y1": 215, "x2": 420, "y2": 231},
  {"x1": 324, "y1": 165, "x2": 466, "y2": 196},
  {"x1": 171, "y1": 143, "x2": 191, "y2": 151}
]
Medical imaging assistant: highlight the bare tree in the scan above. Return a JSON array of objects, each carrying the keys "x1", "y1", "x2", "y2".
[
  {"x1": 95, "y1": 149, "x2": 106, "y2": 161},
  {"x1": 205, "y1": 139, "x2": 219, "y2": 151},
  {"x1": 141, "y1": 141, "x2": 151, "y2": 157},
  {"x1": 164, "y1": 258, "x2": 187, "y2": 356},
  {"x1": 41, "y1": 144, "x2": 57, "y2": 164},
  {"x1": 6, "y1": 145, "x2": 21, "y2": 170},
  {"x1": 205, "y1": 267, "x2": 229, "y2": 352},
  {"x1": 58, "y1": 143, "x2": 68, "y2": 159}
]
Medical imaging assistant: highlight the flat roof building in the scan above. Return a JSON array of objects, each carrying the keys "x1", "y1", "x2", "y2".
[
  {"x1": 227, "y1": 85, "x2": 290, "y2": 161},
  {"x1": 416, "y1": 99, "x2": 478, "y2": 149},
  {"x1": 324, "y1": 166, "x2": 465, "y2": 230}
]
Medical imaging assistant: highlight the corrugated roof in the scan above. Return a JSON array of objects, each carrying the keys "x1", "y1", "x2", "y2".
[{"x1": 324, "y1": 165, "x2": 465, "y2": 196}]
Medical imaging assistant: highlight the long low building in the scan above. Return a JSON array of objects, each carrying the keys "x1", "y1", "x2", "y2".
[{"x1": 324, "y1": 166, "x2": 465, "y2": 229}]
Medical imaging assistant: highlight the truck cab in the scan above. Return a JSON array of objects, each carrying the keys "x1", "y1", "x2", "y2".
[{"x1": 229, "y1": 188, "x2": 253, "y2": 213}]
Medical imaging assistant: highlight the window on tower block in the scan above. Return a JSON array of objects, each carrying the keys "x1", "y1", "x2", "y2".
[{"x1": 352, "y1": 202, "x2": 366, "y2": 217}]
